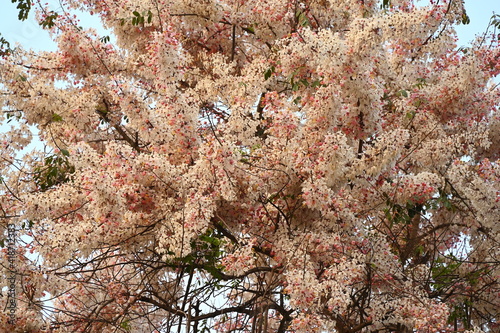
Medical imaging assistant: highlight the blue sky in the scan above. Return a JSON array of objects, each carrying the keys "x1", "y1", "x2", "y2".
[{"x1": 455, "y1": 0, "x2": 500, "y2": 45}]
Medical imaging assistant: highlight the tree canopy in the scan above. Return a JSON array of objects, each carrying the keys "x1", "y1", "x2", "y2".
[{"x1": 1, "y1": 0, "x2": 499, "y2": 332}]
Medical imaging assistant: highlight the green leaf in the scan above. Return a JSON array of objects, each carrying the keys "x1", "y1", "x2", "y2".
[
  {"x1": 406, "y1": 110, "x2": 416, "y2": 120},
  {"x1": 383, "y1": 207, "x2": 392, "y2": 222},
  {"x1": 40, "y1": 12, "x2": 58, "y2": 29},
  {"x1": 132, "y1": 11, "x2": 141, "y2": 17},
  {"x1": 296, "y1": 11, "x2": 310, "y2": 27},
  {"x1": 414, "y1": 78, "x2": 427, "y2": 89},
  {"x1": 490, "y1": 14, "x2": 500, "y2": 30},
  {"x1": 0, "y1": 35, "x2": 11, "y2": 56},
  {"x1": 461, "y1": 12, "x2": 470, "y2": 25},
  {"x1": 381, "y1": 0, "x2": 391, "y2": 9},
  {"x1": 458, "y1": 46, "x2": 469, "y2": 54},
  {"x1": 120, "y1": 319, "x2": 131, "y2": 331},
  {"x1": 311, "y1": 80, "x2": 322, "y2": 88},
  {"x1": 245, "y1": 25, "x2": 255, "y2": 34},
  {"x1": 52, "y1": 113, "x2": 63, "y2": 122},
  {"x1": 264, "y1": 69, "x2": 271, "y2": 80},
  {"x1": 33, "y1": 152, "x2": 75, "y2": 191},
  {"x1": 13, "y1": 0, "x2": 32, "y2": 21},
  {"x1": 264, "y1": 66, "x2": 275, "y2": 80},
  {"x1": 100, "y1": 35, "x2": 110, "y2": 43}
]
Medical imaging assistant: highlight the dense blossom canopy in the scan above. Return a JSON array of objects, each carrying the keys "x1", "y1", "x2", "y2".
[{"x1": 1, "y1": 0, "x2": 499, "y2": 332}]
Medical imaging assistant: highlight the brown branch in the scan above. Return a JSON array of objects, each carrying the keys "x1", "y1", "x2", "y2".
[
  {"x1": 231, "y1": 24, "x2": 237, "y2": 62},
  {"x1": 96, "y1": 100, "x2": 141, "y2": 152}
]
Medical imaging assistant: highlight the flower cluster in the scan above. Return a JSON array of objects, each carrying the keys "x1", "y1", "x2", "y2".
[{"x1": 0, "y1": 0, "x2": 498, "y2": 332}]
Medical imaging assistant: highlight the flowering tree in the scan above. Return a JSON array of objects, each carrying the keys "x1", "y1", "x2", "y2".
[{"x1": 1, "y1": 0, "x2": 499, "y2": 332}]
